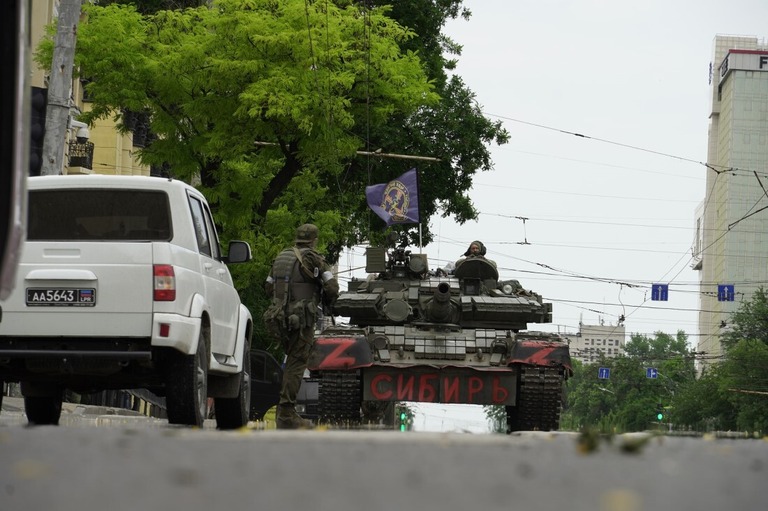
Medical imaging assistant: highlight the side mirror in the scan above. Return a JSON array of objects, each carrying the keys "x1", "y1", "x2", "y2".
[{"x1": 224, "y1": 240, "x2": 252, "y2": 264}]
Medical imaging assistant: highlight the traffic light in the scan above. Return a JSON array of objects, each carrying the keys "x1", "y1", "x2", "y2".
[
  {"x1": 399, "y1": 409, "x2": 407, "y2": 431},
  {"x1": 29, "y1": 86, "x2": 47, "y2": 176},
  {"x1": 655, "y1": 403, "x2": 664, "y2": 422}
]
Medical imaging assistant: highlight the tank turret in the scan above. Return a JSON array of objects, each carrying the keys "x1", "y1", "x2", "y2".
[{"x1": 333, "y1": 246, "x2": 552, "y2": 330}]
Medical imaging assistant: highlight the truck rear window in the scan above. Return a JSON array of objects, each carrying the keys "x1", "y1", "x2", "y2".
[{"x1": 28, "y1": 189, "x2": 172, "y2": 241}]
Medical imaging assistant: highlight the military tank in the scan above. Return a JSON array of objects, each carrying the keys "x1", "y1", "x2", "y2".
[{"x1": 308, "y1": 245, "x2": 572, "y2": 432}]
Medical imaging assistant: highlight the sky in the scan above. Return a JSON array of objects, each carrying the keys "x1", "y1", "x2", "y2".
[{"x1": 342, "y1": 0, "x2": 768, "y2": 433}]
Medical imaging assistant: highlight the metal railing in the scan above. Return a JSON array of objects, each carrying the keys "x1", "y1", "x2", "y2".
[{"x1": 67, "y1": 139, "x2": 94, "y2": 170}]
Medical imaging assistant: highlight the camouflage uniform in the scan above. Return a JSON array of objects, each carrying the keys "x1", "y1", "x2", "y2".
[{"x1": 265, "y1": 224, "x2": 339, "y2": 429}]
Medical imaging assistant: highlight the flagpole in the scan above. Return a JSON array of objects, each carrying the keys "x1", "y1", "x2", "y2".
[{"x1": 419, "y1": 223, "x2": 423, "y2": 254}]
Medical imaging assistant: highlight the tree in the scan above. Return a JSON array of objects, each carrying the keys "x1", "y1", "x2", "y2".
[
  {"x1": 718, "y1": 340, "x2": 768, "y2": 432},
  {"x1": 562, "y1": 332, "x2": 696, "y2": 433},
  {"x1": 671, "y1": 364, "x2": 736, "y2": 432},
  {"x1": 483, "y1": 404, "x2": 506, "y2": 433},
  {"x1": 623, "y1": 330, "x2": 689, "y2": 360},
  {"x1": 87, "y1": 1, "x2": 507, "y2": 254},
  {"x1": 562, "y1": 358, "x2": 620, "y2": 432},
  {"x1": 721, "y1": 287, "x2": 768, "y2": 350},
  {"x1": 337, "y1": 1, "x2": 509, "y2": 249},
  {"x1": 671, "y1": 289, "x2": 768, "y2": 434}
]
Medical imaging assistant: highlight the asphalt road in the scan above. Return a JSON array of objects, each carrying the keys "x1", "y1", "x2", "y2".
[{"x1": 1, "y1": 398, "x2": 766, "y2": 511}]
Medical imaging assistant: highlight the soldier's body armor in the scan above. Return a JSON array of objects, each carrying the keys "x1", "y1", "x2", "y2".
[{"x1": 271, "y1": 248, "x2": 318, "y2": 302}]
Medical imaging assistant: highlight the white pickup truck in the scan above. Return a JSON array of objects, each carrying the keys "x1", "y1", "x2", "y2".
[{"x1": 0, "y1": 175, "x2": 253, "y2": 428}]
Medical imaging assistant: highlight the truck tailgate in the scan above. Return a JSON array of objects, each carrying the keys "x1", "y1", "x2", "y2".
[{"x1": 0, "y1": 242, "x2": 155, "y2": 337}]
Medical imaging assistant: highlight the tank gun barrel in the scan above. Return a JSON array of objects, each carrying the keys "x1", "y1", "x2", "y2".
[{"x1": 424, "y1": 282, "x2": 456, "y2": 323}]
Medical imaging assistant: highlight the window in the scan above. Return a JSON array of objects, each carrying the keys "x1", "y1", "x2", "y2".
[
  {"x1": 188, "y1": 196, "x2": 211, "y2": 257},
  {"x1": 28, "y1": 189, "x2": 171, "y2": 241},
  {"x1": 202, "y1": 200, "x2": 221, "y2": 260}
]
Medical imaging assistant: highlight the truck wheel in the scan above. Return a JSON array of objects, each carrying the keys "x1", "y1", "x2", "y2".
[
  {"x1": 214, "y1": 342, "x2": 251, "y2": 430},
  {"x1": 22, "y1": 383, "x2": 64, "y2": 426},
  {"x1": 165, "y1": 330, "x2": 208, "y2": 427}
]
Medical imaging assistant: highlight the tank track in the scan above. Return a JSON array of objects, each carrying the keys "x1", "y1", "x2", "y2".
[
  {"x1": 318, "y1": 370, "x2": 362, "y2": 425},
  {"x1": 506, "y1": 366, "x2": 564, "y2": 432}
]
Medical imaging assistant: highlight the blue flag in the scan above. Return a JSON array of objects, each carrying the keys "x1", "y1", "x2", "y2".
[{"x1": 365, "y1": 168, "x2": 420, "y2": 225}]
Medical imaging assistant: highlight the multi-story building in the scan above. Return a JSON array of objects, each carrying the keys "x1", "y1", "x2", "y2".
[
  {"x1": 30, "y1": 0, "x2": 149, "y2": 176},
  {"x1": 693, "y1": 35, "x2": 768, "y2": 369},
  {"x1": 563, "y1": 322, "x2": 626, "y2": 365}
]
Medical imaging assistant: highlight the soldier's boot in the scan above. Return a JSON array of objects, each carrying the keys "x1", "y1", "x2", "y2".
[{"x1": 276, "y1": 404, "x2": 314, "y2": 430}]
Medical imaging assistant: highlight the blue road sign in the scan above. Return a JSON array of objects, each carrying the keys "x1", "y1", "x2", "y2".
[
  {"x1": 718, "y1": 284, "x2": 735, "y2": 302},
  {"x1": 646, "y1": 367, "x2": 658, "y2": 379},
  {"x1": 651, "y1": 284, "x2": 669, "y2": 301},
  {"x1": 598, "y1": 367, "x2": 610, "y2": 379}
]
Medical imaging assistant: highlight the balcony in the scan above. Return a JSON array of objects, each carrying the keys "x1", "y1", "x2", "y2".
[{"x1": 67, "y1": 139, "x2": 94, "y2": 174}]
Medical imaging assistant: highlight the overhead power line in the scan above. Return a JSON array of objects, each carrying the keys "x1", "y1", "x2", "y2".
[{"x1": 485, "y1": 112, "x2": 768, "y2": 177}]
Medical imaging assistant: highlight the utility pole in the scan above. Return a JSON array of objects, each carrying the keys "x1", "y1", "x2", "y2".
[{"x1": 41, "y1": 0, "x2": 83, "y2": 176}]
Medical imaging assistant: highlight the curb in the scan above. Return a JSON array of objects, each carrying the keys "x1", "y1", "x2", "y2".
[{"x1": 1, "y1": 396, "x2": 144, "y2": 417}]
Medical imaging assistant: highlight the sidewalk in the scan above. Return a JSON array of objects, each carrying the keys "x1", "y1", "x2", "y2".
[{"x1": 1, "y1": 396, "x2": 145, "y2": 418}]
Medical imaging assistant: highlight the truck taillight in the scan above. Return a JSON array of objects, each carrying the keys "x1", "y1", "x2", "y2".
[{"x1": 153, "y1": 264, "x2": 176, "y2": 301}]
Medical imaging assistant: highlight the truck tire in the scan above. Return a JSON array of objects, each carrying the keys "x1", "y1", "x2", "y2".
[
  {"x1": 214, "y1": 342, "x2": 251, "y2": 430},
  {"x1": 165, "y1": 329, "x2": 208, "y2": 427},
  {"x1": 22, "y1": 383, "x2": 64, "y2": 426}
]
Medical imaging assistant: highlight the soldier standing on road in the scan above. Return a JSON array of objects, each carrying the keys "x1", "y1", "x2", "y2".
[{"x1": 264, "y1": 224, "x2": 339, "y2": 429}]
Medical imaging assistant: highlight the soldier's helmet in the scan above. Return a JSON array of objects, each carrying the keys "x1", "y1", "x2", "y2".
[
  {"x1": 463, "y1": 240, "x2": 486, "y2": 257},
  {"x1": 295, "y1": 223, "x2": 319, "y2": 244}
]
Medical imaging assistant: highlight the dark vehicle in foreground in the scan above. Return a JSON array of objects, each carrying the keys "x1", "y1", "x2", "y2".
[{"x1": 308, "y1": 245, "x2": 572, "y2": 432}]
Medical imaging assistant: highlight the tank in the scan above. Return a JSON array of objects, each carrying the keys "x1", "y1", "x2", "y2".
[{"x1": 308, "y1": 245, "x2": 573, "y2": 432}]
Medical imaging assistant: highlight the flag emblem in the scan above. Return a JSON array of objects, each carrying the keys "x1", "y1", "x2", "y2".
[{"x1": 365, "y1": 168, "x2": 419, "y2": 226}]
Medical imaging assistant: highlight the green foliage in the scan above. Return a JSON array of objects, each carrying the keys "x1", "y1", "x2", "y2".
[
  {"x1": 483, "y1": 404, "x2": 506, "y2": 433},
  {"x1": 623, "y1": 330, "x2": 689, "y2": 359},
  {"x1": 722, "y1": 340, "x2": 768, "y2": 432},
  {"x1": 721, "y1": 287, "x2": 768, "y2": 350},
  {"x1": 564, "y1": 290, "x2": 768, "y2": 435},
  {"x1": 671, "y1": 341, "x2": 768, "y2": 434},
  {"x1": 561, "y1": 332, "x2": 696, "y2": 433},
  {"x1": 671, "y1": 363, "x2": 737, "y2": 432},
  {"x1": 670, "y1": 289, "x2": 768, "y2": 434}
]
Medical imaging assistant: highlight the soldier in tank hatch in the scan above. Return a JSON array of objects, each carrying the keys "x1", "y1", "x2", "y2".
[
  {"x1": 264, "y1": 223, "x2": 339, "y2": 429},
  {"x1": 454, "y1": 240, "x2": 496, "y2": 270}
]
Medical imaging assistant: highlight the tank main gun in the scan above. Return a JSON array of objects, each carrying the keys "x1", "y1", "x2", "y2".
[{"x1": 423, "y1": 281, "x2": 458, "y2": 324}]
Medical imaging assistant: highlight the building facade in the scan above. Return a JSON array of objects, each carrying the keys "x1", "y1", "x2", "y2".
[
  {"x1": 563, "y1": 322, "x2": 626, "y2": 365},
  {"x1": 693, "y1": 35, "x2": 768, "y2": 368},
  {"x1": 30, "y1": 0, "x2": 149, "y2": 177}
]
